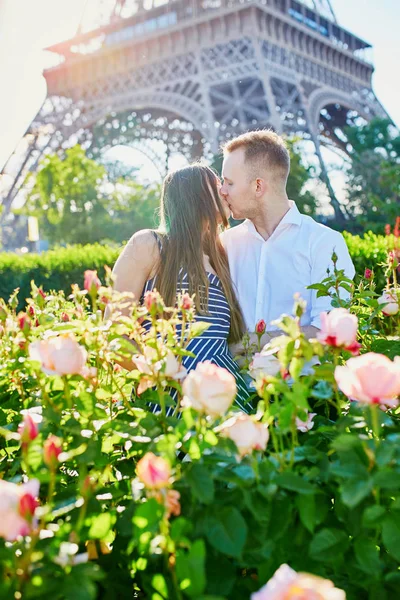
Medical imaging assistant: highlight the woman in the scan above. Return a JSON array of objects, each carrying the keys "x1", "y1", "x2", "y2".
[{"x1": 111, "y1": 162, "x2": 252, "y2": 413}]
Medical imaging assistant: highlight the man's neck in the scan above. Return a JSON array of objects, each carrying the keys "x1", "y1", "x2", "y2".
[{"x1": 251, "y1": 196, "x2": 291, "y2": 240}]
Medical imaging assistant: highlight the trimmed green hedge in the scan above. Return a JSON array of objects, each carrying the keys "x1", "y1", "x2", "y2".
[
  {"x1": 0, "y1": 244, "x2": 120, "y2": 307},
  {"x1": 0, "y1": 233, "x2": 394, "y2": 307}
]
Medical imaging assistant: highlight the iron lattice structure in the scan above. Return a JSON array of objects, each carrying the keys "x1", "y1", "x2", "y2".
[{"x1": 0, "y1": 0, "x2": 390, "y2": 223}]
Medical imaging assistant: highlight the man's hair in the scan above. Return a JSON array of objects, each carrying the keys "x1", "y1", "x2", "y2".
[{"x1": 222, "y1": 130, "x2": 290, "y2": 182}]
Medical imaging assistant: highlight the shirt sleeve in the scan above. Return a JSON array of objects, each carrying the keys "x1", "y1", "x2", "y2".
[{"x1": 309, "y1": 230, "x2": 355, "y2": 329}]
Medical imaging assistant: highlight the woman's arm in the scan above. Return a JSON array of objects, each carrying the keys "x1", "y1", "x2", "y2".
[
  {"x1": 105, "y1": 230, "x2": 160, "y2": 369},
  {"x1": 109, "y1": 229, "x2": 160, "y2": 316}
]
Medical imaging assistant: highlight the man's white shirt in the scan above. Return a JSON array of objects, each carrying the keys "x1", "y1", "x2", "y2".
[{"x1": 220, "y1": 201, "x2": 355, "y2": 332}]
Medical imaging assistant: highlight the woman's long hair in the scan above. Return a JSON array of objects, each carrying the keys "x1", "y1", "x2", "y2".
[{"x1": 154, "y1": 163, "x2": 245, "y2": 343}]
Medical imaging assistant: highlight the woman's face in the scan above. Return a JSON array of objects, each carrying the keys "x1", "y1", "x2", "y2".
[{"x1": 210, "y1": 175, "x2": 229, "y2": 223}]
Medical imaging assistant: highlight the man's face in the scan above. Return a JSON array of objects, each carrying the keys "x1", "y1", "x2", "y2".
[{"x1": 220, "y1": 148, "x2": 255, "y2": 220}]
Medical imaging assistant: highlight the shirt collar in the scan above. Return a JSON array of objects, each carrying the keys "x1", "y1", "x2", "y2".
[{"x1": 243, "y1": 200, "x2": 302, "y2": 239}]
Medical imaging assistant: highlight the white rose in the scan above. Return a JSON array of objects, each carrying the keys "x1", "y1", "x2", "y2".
[
  {"x1": 182, "y1": 361, "x2": 236, "y2": 417},
  {"x1": 219, "y1": 413, "x2": 269, "y2": 456}
]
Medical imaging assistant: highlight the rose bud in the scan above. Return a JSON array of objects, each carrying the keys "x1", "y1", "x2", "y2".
[
  {"x1": 61, "y1": 312, "x2": 70, "y2": 322},
  {"x1": 364, "y1": 268, "x2": 373, "y2": 280},
  {"x1": 18, "y1": 414, "x2": 39, "y2": 447},
  {"x1": 18, "y1": 313, "x2": 31, "y2": 334},
  {"x1": 181, "y1": 293, "x2": 194, "y2": 311},
  {"x1": 84, "y1": 270, "x2": 101, "y2": 292},
  {"x1": 255, "y1": 319, "x2": 266, "y2": 335},
  {"x1": 43, "y1": 435, "x2": 62, "y2": 469}
]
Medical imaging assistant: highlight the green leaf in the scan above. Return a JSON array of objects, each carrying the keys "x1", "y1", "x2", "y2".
[
  {"x1": 362, "y1": 505, "x2": 386, "y2": 527},
  {"x1": 309, "y1": 528, "x2": 349, "y2": 561},
  {"x1": 204, "y1": 507, "x2": 248, "y2": 558},
  {"x1": 151, "y1": 574, "x2": 169, "y2": 599},
  {"x1": 176, "y1": 539, "x2": 206, "y2": 597},
  {"x1": 382, "y1": 516, "x2": 400, "y2": 561},
  {"x1": 275, "y1": 472, "x2": 316, "y2": 495},
  {"x1": 373, "y1": 470, "x2": 400, "y2": 490},
  {"x1": 296, "y1": 494, "x2": 316, "y2": 533},
  {"x1": 88, "y1": 513, "x2": 114, "y2": 540},
  {"x1": 133, "y1": 498, "x2": 164, "y2": 531},
  {"x1": 341, "y1": 478, "x2": 373, "y2": 508},
  {"x1": 189, "y1": 321, "x2": 211, "y2": 338},
  {"x1": 186, "y1": 464, "x2": 215, "y2": 505},
  {"x1": 354, "y1": 538, "x2": 381, "y2": 574}
]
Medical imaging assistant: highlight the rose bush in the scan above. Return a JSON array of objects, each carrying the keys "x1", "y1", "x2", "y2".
[{"x1": 0, "y1": 250, "x2": 399, "y2": 599}]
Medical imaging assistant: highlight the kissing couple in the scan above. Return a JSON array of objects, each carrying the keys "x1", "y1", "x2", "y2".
[{"x1": 110, "y1": 129, "x2": 354, "y2": 412}]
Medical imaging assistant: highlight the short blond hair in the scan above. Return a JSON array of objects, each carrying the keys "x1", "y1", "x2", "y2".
[{"x1": 222, "y1": 130, "x2": 290, "y2": 182}]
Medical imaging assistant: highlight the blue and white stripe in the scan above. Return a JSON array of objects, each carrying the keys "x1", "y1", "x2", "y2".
[{"x1": 141, "y1": 269, "x2": 252, "y2": 414}]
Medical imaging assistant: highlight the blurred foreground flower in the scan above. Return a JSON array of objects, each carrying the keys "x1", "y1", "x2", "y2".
[
  {"x1": 251, "y1": 563, "x2": 345, "y2": 600},
  {"x1": 218, "y1": 412, "x2": 269, "y2": 456},
  {"x1": 335, "y1": 352, "x2": 400, "y2": 408},
  {"x1": 182, "y1": 361, "x2": 236, "y2": 417},
  {"x1": 0, "y1": 479, "x2": 40, "y2": 541},
  {"x1": 29, "y1": 334, "x2": 88, "y2": 376},
  {"x1": 84, "y1": 270, "x2": 101, "y2": 292},
  {"x1": 249, "y1": 348, "x2": 281, "y2": 380},
  {"x1": 43, "y1": 435, "x2": 62, "y2": 469},
  {"x1": 296, "y1": 412, "x2": 317, "y2": 433},
  {"x1": 18, "y1": 414, "x2": 39, "y2": 447},
  {"x1": 136, "y1": 452, "x2": 171, "y2": 489}
]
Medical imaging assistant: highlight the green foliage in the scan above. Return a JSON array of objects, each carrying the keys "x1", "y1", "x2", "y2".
[
  {"x1": 344, "y1": 118, "x2": 400, "y2": 232},
  {"x1": 23, "y1": 145, "x2": 160, "y2": 245},
  {"x1": 0, "y1": 244, "x2": 119, "y2": 308},
  {"x1": 0, "y1": 273, "x2": 399, "y2": 598},
  {"x1": 0, "y1": 231, "x2": 396, "y2": 307}
]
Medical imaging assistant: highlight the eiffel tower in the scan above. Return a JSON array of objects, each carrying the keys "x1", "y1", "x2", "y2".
[{"x1": 0, "y1": 0, "x2": 389, "y2": 226}]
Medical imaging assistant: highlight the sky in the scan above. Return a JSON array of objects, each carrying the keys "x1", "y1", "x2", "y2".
[{"x1": 0, "y1": 0, "x2": 398, "y2": 182}]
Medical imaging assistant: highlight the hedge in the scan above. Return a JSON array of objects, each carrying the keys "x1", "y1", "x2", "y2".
[{"x1": 0, "y1": 233, "x2": 395, "y2": 307}]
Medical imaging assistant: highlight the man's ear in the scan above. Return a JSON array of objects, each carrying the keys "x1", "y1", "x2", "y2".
[{"x1": 255, "y1": 178, "x2": 267, "y2": 196}]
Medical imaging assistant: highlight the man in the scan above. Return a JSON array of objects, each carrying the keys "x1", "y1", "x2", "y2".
[{"x1": 219, "y1": 130, "x2": 355, "y2": 353}]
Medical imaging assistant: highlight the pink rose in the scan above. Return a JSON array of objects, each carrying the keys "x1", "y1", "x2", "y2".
[
  {"x1": 18, "y1": 414, "x2": 39, "y2": 447},
  {"x1": 29, "y1": 334, "x2": 88, "y2": 376},
  {"x1": 249, "y1": 349, "x2": 281, "y2": 380},
  {"x1": 84, "y1": 270, "x2": 101, "y2": 292},
  {"x1": 219, "y1": 413, "x2": 269, "y2": 456},
  {"x1": 296, "y1": 412, "x2": 317, "y2": 433},
  {"x1": 335, "y1": 352, "x2": 400, "y2": 408},
  {"x1": 318, "y1": 308, "x2": 361, "y2": 355},
  {"x1": 256, "y1": 319, "x2": 267, "y2": 334},
  {"x1": 251, "y1": 564, "x2": 345, "y2": 600},
  {"x1": 0, "y1": 479, "x2": 40, "y2": 541},
  {"x1": 182, "y1": 361, "x2": 236, "y2": 417},
  {"x1": 43, "y1": 435, "x2": 62, "y2": 469},
  {"x1": 377, "y1": 290, "x2": 399, "y2": 316},
  {"x1": 136, "y1": 452, "x2": 171, "y2": 489}
]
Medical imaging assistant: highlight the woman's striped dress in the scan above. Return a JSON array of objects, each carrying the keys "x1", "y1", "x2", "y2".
[{"x1": 140, "y1": 268, "x2": 253, "y2": 415}]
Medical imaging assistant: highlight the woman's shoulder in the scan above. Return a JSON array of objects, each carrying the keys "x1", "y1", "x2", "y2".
[{"x1": 125, "y1": 229, "x2": 162, "y2": 256}]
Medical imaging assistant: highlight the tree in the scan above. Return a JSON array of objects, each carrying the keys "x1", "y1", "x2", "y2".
[
  {"x1": 24, "y1": 145, "x2": 160, "y2": 245},
  {"x1": 344, "y1": 118, "x2": 400, "y2": 233}
]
